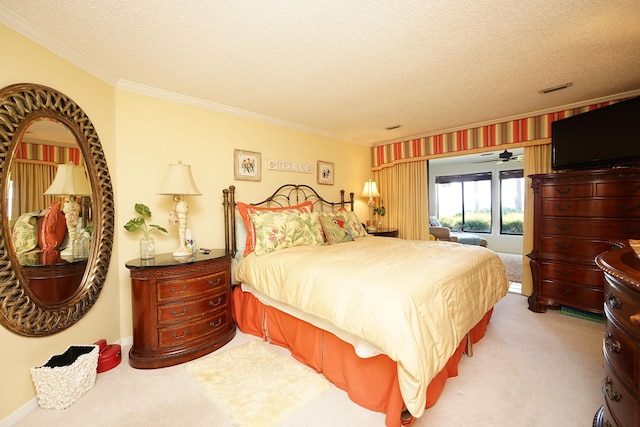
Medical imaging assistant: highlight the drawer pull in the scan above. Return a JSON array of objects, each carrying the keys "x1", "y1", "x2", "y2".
[
  {"x1": 630, "y1": 313, "x2": 640, "y2": 327},
  {"x1": 554, "y1": 186, "x2": 572, "y2": 195},
  {"x1": 554, "y1": 285, "x2": 571, "y2": 295},
  {"x1": 170, "y1": 285, "x2": 188, "y2": 294},
  {"x1": 210, "y1": 317, "x2": 223, "y2": 328},
  {"x1": 208, "y1": 277, "x2": 222, "y2": 287},
  {"x1": 605, "y1": 332, "x2": 621, "y2": 353},
  {"x1": 554, "y1": 224, "x2": 571, "y2": 231},
  {"x1": 171, "y1": 308, "x2": 188, "y2": 317},
  {"x1": 620, "y1": 183, "x2": 640, "y2": 193},
  {"x1": 621, "y1": 203, "x2": 640, "y2": 212},
  {"x1": 209, "y1": 297, "x2": 223, "y2": 307},
  {"x1": 553, "y1": 242, "x2": 571, "y2": 250},
  {"x1": 554, "y1": 204, "x2": 572, "y2": 212},
  {"x1": 171, "y1": 330, "x2": 189, "y2": 339},
  {"x1": 604, "y1": 377, "x2": 621, "y2": 402},
  {"x1": 553, "y1": 268, "x2": 572, "y2": 276},
  {"x1": 606, "y1": 293, "x2": 621, "y2": 310}
]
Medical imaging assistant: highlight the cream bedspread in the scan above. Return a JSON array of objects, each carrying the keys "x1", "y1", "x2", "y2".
[{"x1": 235, "y1": 237, "x2": 509, "y2": 417}]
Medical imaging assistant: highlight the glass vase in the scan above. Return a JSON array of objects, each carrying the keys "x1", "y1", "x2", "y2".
[{"x1": 140, "y1": 236, "x2": 155, "y2": 259}]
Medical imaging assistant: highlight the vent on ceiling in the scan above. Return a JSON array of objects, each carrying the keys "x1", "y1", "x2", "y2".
[
  {"x1": 385, "y1": 125, "x2": 401, "y2": 130},
  {"x1": 538, "y1": 82, "x2": 573, "y2": 94}
]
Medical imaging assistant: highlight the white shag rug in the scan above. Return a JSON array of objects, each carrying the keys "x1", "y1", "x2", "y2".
[{"x1": 185, "y1": 340, "x2": 331, "y2": 427}]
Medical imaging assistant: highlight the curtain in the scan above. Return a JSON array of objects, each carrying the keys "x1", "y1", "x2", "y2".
[
  {"x1": 10, "y1": 160, "x2": 57, "y2": 221},
  {"x1": 374, "y1": 160, "x2": 429, "y2": 240},
  {"x1": 521, "y1": 143, "x2": 552, "y2": 295}
]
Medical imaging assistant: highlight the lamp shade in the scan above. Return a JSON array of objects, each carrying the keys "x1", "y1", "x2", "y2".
[
  {"x1": 361, "y1": 180, "x2": 380, "y2": 198},
  {"x1": 44, "y1": 163, "x2": 92, "y2": 196},
  {"x1": 158, "y1": 161, "x2": 201, "y2": 196}
]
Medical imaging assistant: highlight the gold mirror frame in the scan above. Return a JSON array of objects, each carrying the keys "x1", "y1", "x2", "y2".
[{"x1": 0, "y1": 83, "x2": 114, "y2": 336}]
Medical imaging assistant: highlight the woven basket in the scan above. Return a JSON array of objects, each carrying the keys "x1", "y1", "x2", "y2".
[{"x1": 30, "y1": 345, "x2": 99, "y2": 409}]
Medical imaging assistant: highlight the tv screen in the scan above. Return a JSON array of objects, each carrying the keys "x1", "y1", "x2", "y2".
[{"x1": 551, "y1": 96, "x2": 640, "y2": 171}]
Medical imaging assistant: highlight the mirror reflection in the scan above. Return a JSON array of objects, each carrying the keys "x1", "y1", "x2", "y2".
[{"x1": 9, "y1": 119, "x2": 93, "y2": 305}]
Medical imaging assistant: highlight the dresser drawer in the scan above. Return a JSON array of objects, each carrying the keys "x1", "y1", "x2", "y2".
[
  {"x1": 158, "y1": 309, "x2": 232, "y2": 348},
  {"x1": 596, "y1": 182, "x2": 640, "y2": 197},
  {"x1": 541, "y1": 198, "x2": 640, "y2": 217},
  {"x1": 540, "y1": 218, "x2": 640, "y2": 239},
  {"x1": 540, "y1": 183, "x2": 593, "y2": 198},
  {"x1": 157, "y1": 290, "x2": 228, "y2": 325},
  {"x1": 604, "y1": 279, "x2": 640, "y2": 336},
  {"x1": 539, "y1": 280, "x2": 603, "y2": 312},
  {"x1": 157, "y1": 270, "x2": 227, "y2": 302},
  {"x1": 539, "y1": 236, "x2": 613, "y2": 259},
  {"x1": 605, "y1": 320, "x2": 640, "y2": 394},
  {"x1": 602, "y1": 362, "x2": 640, "y2": 427},
  {"x1": 538, "y1": 261, "x2": 603, "y2": 286}
]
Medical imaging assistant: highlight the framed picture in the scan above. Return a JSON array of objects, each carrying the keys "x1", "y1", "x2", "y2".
[
  {"x1": 234, "y1": 149, "x2": 261, "y2": 181},
  {"x1": 317, "y1": 160, "x2": 334, "y2": 185}
]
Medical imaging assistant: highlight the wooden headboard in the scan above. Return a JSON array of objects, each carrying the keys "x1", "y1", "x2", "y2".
[{"x1": 222, "y1": 184, "x2": 355, "y2": 255}]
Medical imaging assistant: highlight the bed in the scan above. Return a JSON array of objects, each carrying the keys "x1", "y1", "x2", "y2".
[{"x1": 223, "y1": 184, "x2": 509, "y2": 426}]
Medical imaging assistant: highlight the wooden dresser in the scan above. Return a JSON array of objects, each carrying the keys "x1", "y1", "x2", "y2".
[
  {"x1": 594, "y1": 245, "x2": 640, "y2": 427},
  {"x1": 527, "y1": 167, "x2": 640, "y2": 314},
  {"x1": 126, "y1": 250, "x2": 235, "y2": 369}
]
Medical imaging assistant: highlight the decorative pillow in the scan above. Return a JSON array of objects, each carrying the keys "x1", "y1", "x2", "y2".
[
  {"x1": 338, "y1": 208, "x2": 368, "y2": 238},
  {"x1": 319, "y1": 215, "x2": 355, "y2": 245},
  {"x1": 249, "y1": 210, "x2": 324, "y2": 256},
  {"x1": 237, "y1": 201, "x2": 314, "y2": 256},
  {"x1": 38, "y1": 201, "x2": 67, "y2": 251},
  {"x1": 12, "y1": 210, "x2": 41, "y2": 254},
  {"x1": 429, "y1": 216, "x2": 442, "y2": 227}
]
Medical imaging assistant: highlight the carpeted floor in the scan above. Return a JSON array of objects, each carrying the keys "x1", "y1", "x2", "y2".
[{"x1": 12, "y1": 293, "x2": 604, "y2": 427}]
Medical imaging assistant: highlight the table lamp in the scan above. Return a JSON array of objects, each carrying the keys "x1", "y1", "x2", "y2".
[
  {"x1": 158, "y1": 161, "x2": 201, "y2": 257},
  {"x1": 361, "y1": 179, "x2": 380, "y2": 232},
  {"x1": 44, "y1": 162, "x2": 92, "y2": 256}
]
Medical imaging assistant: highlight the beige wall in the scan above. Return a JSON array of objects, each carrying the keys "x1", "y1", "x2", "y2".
[{"x1": 1, "y1": 23, "x2": 370, "y2": 421}]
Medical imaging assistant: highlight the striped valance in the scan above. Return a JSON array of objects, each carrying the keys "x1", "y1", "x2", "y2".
[
  {"x1": 14, "y1": 142, "x2": 82, "y2": 165},
  {"x1": 372, "y1": 100, "x2": 624, "y2": 169}
]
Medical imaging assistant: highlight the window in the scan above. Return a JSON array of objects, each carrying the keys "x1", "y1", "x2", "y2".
[
  {"x1": 499, "y1": 170, "x2": 524, "y2": 235},
  {"x1": 435, "y1": 172, "x2": 491, "y2": 233}
]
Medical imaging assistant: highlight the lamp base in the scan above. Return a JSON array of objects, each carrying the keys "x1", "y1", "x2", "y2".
[{"x1": 172, "y1": 245, "x2": 193, "y2": 258}]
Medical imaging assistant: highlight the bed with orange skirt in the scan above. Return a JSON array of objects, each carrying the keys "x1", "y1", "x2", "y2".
[{"x1": 222, "y1": 184, "x2": 509, "y2": 427}]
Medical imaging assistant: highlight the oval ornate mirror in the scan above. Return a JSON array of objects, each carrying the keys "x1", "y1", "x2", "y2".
[{"x1": 0, "y1": 83, "x2": 114, "y2": 336}]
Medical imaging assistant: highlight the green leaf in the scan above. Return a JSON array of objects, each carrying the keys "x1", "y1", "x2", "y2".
[
  {"x1": 124, "y1": 217, "x2": 144, "y2": 232},
  {"x1": 135, "y1": 203, "x2": 152, "y2": 218},
  {"x1": 149, "y1": 224, "x2": 168, "y2": 234}
]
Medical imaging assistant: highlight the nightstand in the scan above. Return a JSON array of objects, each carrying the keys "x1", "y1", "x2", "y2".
[
  {"x1": 368, "y1": 228, "x2": 398, "y2": 238},
  {"x1": 126, "y1": 250, "x2": 236, "y2": 369}
]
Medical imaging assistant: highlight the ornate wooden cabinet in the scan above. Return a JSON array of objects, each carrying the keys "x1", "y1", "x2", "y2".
[
  {"x1": 527, "y1": 167, "x2": 640, "y2": 314},
  {"x1": 594, "y1": 245, "x2": 640, "y2": 427},
  {"x1": 126, "y1": 250, "x2": 235, "y2": 369}
]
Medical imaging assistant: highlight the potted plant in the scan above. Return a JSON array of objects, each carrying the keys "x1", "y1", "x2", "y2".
[
  {"x1": 373, "y1": 203, "x2": 386, "y2": 228},
  {"x1": 124, "y1": 203, "x2": 167, "y2": 259}
]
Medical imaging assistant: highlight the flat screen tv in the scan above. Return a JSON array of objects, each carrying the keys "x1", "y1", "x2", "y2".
[{"x1": 551, "y1": 96, "x2": 640, "y2": 171}]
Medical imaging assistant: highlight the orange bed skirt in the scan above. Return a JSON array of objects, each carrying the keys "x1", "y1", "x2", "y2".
[{"x1": 232, "y1": 286, "x2": 493, "y2": 427}]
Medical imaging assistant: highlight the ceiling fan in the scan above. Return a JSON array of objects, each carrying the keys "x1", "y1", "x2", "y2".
[{"x1": 476, "y1": 149, "x2": 524, "y2": 164}]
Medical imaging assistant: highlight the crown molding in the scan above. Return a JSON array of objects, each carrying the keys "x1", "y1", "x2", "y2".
[
  {"x1": 0, "y1": 5, "x2": 119, "y2": 87},
  {"x1": 116, "y1": 79, "x2": 359, "y2": 144}
]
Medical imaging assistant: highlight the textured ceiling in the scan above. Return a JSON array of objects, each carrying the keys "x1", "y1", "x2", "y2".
[{"x1": 2, "y1": 1, "x2": 640, "y2": 146}]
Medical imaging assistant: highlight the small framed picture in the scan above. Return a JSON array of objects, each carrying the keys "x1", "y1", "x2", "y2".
[
  {"x1": 234, "y1": 149, "x2": 261, "y2": 182},
  {"x1": 317, "y1": 160, "x2": 334, "y2": 185}
]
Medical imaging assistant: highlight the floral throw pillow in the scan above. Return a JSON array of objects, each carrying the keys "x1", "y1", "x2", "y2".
[
  {"x1": 237, "y1": 201, "x2": 314, "y2": 256},
  {"x1": 249, "y1": 211, "x2": 324, "y2": 256},
  {"x1": 319, "y1": 215, "x2": 354, "y2": 245},
  {"x1": 12, "y1": 210, "x2": 41, "y2": 254},
  {"x1": 338, "y1": 209, "x2": 368, "y2": 238}
]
